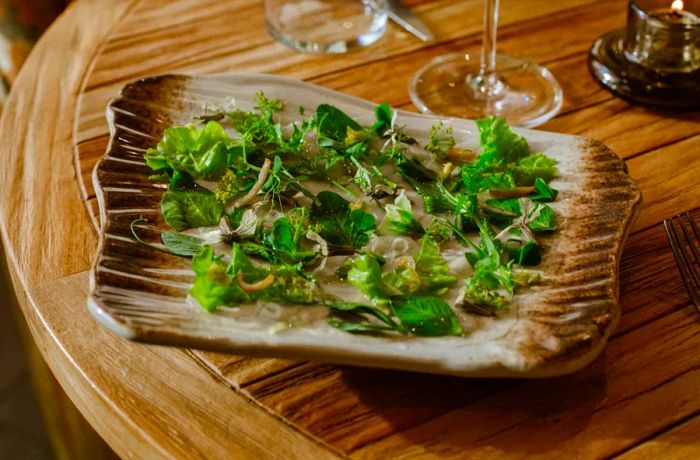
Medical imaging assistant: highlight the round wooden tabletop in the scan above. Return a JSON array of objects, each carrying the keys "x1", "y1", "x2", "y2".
[{"x1": 1, "y1": 0, "x2": 699, "y2": 458}]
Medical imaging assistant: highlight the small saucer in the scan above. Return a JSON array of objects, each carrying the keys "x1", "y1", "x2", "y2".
[{"x1": 589, "y1": 29, "x2": 700, "y2": 110}]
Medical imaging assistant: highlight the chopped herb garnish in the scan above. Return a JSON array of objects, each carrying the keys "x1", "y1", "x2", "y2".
[{"x1": 139, "y1": 93, "x2": 560, "y2": 336}]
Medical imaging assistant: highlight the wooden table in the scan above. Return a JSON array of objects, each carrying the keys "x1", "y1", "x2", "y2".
[{"x1": 1, "y1": 0, "x2": 699, "y2": 458}]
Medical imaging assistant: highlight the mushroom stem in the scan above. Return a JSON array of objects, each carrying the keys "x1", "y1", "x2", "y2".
[
  {"x1": 234, "y1": 158, "x2": 272, "y2": 207},
  {"x1": 236, "y1": 273, "x2": 275, "y2": 293}
]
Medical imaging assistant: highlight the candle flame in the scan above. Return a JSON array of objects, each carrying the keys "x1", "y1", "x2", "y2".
[{"x1": 671, "y1": 0, "x2": 684, "y2": 12}]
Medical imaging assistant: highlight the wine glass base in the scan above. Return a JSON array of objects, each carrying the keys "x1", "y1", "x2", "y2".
[{"x1": 409, "y1": 53, "x2": 563, "y2": 128}]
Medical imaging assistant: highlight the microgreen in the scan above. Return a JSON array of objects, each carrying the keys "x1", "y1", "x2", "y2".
[{"x1": 425, "y1": 121, "x2": 456, "y2": 160}]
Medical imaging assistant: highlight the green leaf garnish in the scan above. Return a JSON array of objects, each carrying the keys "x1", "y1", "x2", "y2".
[
  {"x1": 414, "y1": 235, "x2": 458, "y2": 295},
  {"x1": 475, "y1": 116, "x2": 530, "y2": 166},
  {"x1": 310, "y1": 191, "x2": 376, "y2": 250},
  {"x1": 160, "y1": 186, "x2": 223, "y2": 231},
  {"x1": 145, "y1": 121, "x2": 231, "y2": 180},
  {"x1": 463, "y1": 219, "x2": 514, "y2": 310},
  {"x1": 391, "y1": 296, "x2": 462, "y2": 337},
  {"x1": 139, "y1": 93, "x2": 561, "y2": 334},
  {"x1": 372, "y1": 102, "x2": 393, "y2": 136},
  {"x1": 316, "y1": 104, "x2": 362, "y2": 142},
  {"x1": 530, "y1": 177, "x2": 559, "y2": 202},
  {"x1": 379, "y1": 191, "x2": 425, "y2": 237},
  {"x1": 512, "y1": 153, "x2": 559, "y2": 186},
  {"x1": 161, "y1": 232, "x2": 206, "y2": 257},
  {"x1": 425, "y1": 121, "x2": 456, "y2": 160},
  {"x1": 189, "y1": 244, "x2": 319, "y2": 312},
  {"x1": 347, "y1": 253, "x2": 394, "y2": 305},
  {"x1": 190, "y1": 245, "x2": 248, "y2": 312}
]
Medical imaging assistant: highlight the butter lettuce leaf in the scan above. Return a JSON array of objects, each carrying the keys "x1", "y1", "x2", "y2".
[
  {"x1": 512, "y1": 153, "x2": 558, "y2": 186},
  {"x1": 475, "y1": 116, "x2": 530, "y2": 166},
  {"x1": 414, "y1": 235, "x2": 458, "y2": 295},
  {"x1": 145, "y1": 121, "x2": 232, "y2": 180},
  {"x1": 347, "y1": 253, "x2": 392, "y2": 305},
  {"x1": 190, "y1": 246, "x2": 248, "y2": 312}
]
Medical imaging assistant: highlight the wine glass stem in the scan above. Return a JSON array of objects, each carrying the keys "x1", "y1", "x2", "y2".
[{"x1": 471, "y1": 0, "x2": 505, "y2": 99}]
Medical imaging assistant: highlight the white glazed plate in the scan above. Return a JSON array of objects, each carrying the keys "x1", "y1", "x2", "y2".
[{"x1": 88, "y1": 74, "x2": 642, "y2": 378}]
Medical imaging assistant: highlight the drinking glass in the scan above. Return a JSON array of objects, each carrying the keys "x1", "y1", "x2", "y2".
[
  {"x1": 265, "y1": 0, "x2": 388, "y2": 54},
  {"x1": 409, "y1": 0, "x2": 563, "y2": 127}
]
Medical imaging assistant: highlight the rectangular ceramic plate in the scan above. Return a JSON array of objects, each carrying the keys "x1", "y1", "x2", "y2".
[{"x1": 89, "y1": 74, "x2": 641, "y2": 378}]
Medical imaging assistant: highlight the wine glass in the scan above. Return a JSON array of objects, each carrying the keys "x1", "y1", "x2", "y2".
[{"x1": 409, "y1": 0, "x2": 563, "y2": 127}]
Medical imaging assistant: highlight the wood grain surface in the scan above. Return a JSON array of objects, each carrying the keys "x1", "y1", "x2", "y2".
[{"x1": 0, "y1": 0, "x2": 698, "y2": 457}]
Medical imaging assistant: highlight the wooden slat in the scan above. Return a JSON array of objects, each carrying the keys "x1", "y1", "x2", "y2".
[
  {"x1": 626, "y1": 135, "x2": 700, "y2": 231},
  {"x1": 543, "y1": 99, "x2": 700, "y2": 156},
  {"x1": 352, "y1": 305, "x2": 699, "y2": 459},
  {"x1": 82, "y1": 0, "x2": 604, "y2": 92},
  {"x1": 615, "y1": 415, "x2": 700, "y2": 460}
]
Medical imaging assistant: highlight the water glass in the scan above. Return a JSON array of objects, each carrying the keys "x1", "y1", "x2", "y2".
[{"x1": 264, "y1": 0, "x2": 388, "y2": 53}]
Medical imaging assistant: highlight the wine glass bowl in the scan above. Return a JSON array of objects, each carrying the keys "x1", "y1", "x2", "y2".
[
  {"x1": 409, "y1": 52, "x2": 563, "y2": 128},
  {"x1": 409, "y1": 0, "x2": 563, "y2": 127}
]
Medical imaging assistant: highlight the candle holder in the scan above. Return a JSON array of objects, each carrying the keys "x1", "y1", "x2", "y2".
[{"x1": 589, "y1": 0, "x2": 700, "y2": 109}]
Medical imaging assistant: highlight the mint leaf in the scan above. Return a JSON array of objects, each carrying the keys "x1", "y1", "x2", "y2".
[
  {"x1": 161, "y1": 187, "x2": 223, "y2": 231},
  {"x1": 260, "y1": 215, "x2": 317, "y2": 264},
  {"x1": 391, "y1": 296, "x2": 462, "y2": 337},
  {"x1": 372, "y1": 103, "x2": 393, "y2": 136},
  {"x1": 326, "y1": 299, "x2": 403, "y2": 334},
  {"x1": 484, "y1": 197, "x2": 521, "y2": 216},
  {"x1": 509, "y1": 241, "x2": 542, "y2": 266},
  {"x1": 316, "y1": 104, "x2": 362, "y2": 142},
  {"x1": 530, "y1": 177, "x2": 559, "y2": 202},
  {"x1": 527, "y1": 203, "x2": 556, "y2": 232}
]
